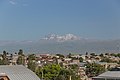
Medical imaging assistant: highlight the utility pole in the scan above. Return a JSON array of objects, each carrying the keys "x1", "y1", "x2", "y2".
[
  {"x1": 42, "y1": 67, "x2": 43, "y2": 80},
  {"x1": 69, "y1": 75, "x2": 71, "y2": 80}
]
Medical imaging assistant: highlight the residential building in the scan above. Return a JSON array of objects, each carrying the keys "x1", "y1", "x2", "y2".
[{"x1": 0, "y1": 65, "x2": 40, "y2": 80}]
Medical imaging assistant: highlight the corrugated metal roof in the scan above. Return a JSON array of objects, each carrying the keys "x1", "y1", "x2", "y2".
[
  {"x1": 99, "y1": 71, "x2": 120, "y2": 78},
  {"x1": 0, "y1": 65, "x2": 40, "y2": 80},
  {"x1": 93, "y1": 71, "x2": 120, "y2": 79}
]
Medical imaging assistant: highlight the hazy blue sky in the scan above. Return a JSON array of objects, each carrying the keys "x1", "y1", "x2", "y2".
[{"x1": 0, "y1": 0, "x2": 120, "y2": 40}]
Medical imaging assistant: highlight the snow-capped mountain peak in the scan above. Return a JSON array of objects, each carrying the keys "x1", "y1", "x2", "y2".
[{"x1": 42, "y1": 34, "x2": 80, "y2": 42}]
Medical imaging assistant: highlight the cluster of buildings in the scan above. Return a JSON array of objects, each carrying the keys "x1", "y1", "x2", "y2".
[
  {"x1": 1, "y1": 53, "x2": 120, "y2": 80},
  {"x1": 35, "y1": 53, "x2": 120, "y2": 80},
  {"x1": 36, "y1": 53, "x2": 119, "y2": 68}
]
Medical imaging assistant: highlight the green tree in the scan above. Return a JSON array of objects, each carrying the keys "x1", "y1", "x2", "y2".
[
  {"x1": 18, "y1": 49, "x2": 24, "y2": 56},
  {"x1": 68, "y1": 53, "x2": 72, "y2": 58},
  {"x1": 36, "y1": 63, "x2": 81, "y2": 80},
  {"x1": 27, "y1": 54, "x2": 36, "y2": 72},
  {"x1": 54, "y1": 75, "x2": 66, "y2": 80},
  {"x1": 105, "y1": 53, "x2": 109, "y2": 56},
  {"x1": 100, "y1": 57, "x2": 112, "y2": 63},
  {"x1": 110, "y1": 53, "x2": 117, "y2": 57},
  {"x1": 85, "y1": 63, "x2": 105, "y2": 77},
  {"x1": 69, "y1": 64, "x2": 79, "y2": 70},
  {"x1": 0, "y1": 59, "x2": 4, "y2": 65},
  {"x1": 86, "y1": 52, "x2": 88, "y2": 55},
  {"x1": 58, "y1": 68, "x2": 71, "y2": 80},
  {"x1": 28, "y1": 61, "x2": 36, "y2": 72},
  {"x1": 36, "y1": 64, "x2": 61, "y2": 80},
  {"x1": 2, "y1": 50, "x2": 9, "y2": 65},
  {"x1": 59, "y1": 68, "x2": 81, "y2": 80},
  {"x1": 90, "y1": 53, "x2": 96, "y2": 56},
  {"x1": 79, "y1": 57, "x2": 83, "y2": 62},
  {"x1": 17, "y1": 49, "x2": 25, "y2": 65},
  {"x1": 99, "y1": 53, "x2": 104, "y2": 57},
  {"x1": 3, "y1": 51, "x2": 7, "y2": 57},
  {"x1": 69, "y1": 64, "x2": 80, "y2": 80},
  {"x1": 117, "y1": 53, "x2": 120, "y2": 58},
  {"x1": 28, "y1": 54, "x2": 36, "y2": 60},
  {"x1": 17, "y1": 55, "x2": 25, "y2": 65},
  {"x1": 56, "y1": 54, "x2": 64, "y2": 58}
]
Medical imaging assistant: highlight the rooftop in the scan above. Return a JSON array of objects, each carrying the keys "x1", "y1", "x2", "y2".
[
  {"x1": 93, "y1": 71, "x2": 120, "y2": 79},
  {"x1": 0, "y1": 65, "x2": 40, "y2": 80}
]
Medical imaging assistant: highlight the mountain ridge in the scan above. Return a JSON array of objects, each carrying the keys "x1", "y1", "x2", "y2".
[{"x1": 0, "y1": 34, "x2": 120, "y2": 54}]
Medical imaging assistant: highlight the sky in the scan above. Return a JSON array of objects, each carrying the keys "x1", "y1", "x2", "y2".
[{"x1": 0, "y1": 0, "x2": 120, "y2": 40}]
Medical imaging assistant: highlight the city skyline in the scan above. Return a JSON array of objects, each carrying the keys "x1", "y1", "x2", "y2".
[{"x1": 0, "y1": 0, "x2": 120, "y2": 40}]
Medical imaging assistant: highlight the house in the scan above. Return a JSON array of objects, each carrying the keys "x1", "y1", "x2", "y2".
[
  {"x1": 78, "y1": 67, "x2": 88, "y2": 80},
  {"x1": 107, "y1": 63, "x2": 118, "y2": 68},
  {"x1": 10, "y1": 54, "x2": 19, "y2": 65},
  {"x1": 40, "y1": 54, "x2": 51, "y2": 59},
  {"x1": 0, "y1": 65, "x2": 40, "y2": 80},
  {"x1": 63, "y1": 58, "x2": 72, "y2": 64},
  {"x1": 71, "y1": 54, "x2": 81, "y2": 58},
  {"x1": 95, "y1": 62, "x2": 108, "y2": 69},
  {"x1": 72, "y1": 59, "x2": 80, "y2": 63},
  {"x1": 79, "y1": 62, "x2": 86, "y2": 67},
  {"x1": 57, "y1": 59, "x2": 62, "y2": 64},
  {"x1": 0, "y1": 73, "x2": 10, "y2": 80},
  {"x1": 95, "y1": 62, "x2": 118, "y2": 69}
]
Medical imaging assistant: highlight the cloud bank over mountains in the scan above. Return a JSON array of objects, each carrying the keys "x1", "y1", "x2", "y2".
[
  {"x1": 0, "y1": 34, "x2": 119, "y2": 54},
  {"x1": 42, "y1": 34, "x2": 81, "y2": 42}
]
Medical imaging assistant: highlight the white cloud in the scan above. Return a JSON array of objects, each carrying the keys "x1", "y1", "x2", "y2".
[
  {"x1": 9, "y1": 0, "x2": 28, "y2": 6},
  {"x1": 9, "y1": 0, "x2": 16, "y2": 5}
]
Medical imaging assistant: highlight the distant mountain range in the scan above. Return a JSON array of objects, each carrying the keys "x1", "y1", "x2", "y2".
[{"x1": 0, "y1": 34, "x2": 120, "y2": 54}]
